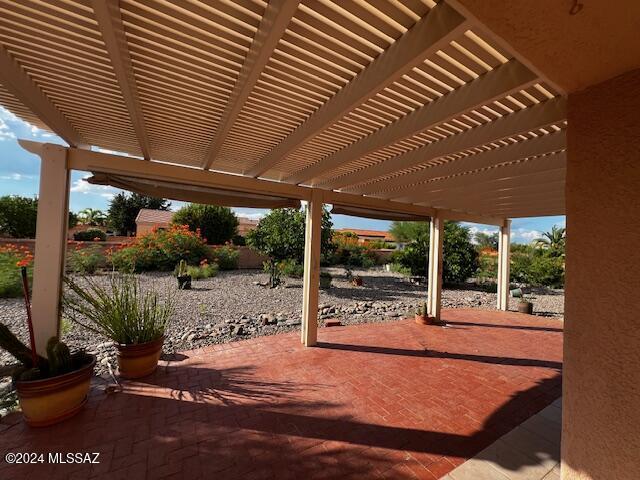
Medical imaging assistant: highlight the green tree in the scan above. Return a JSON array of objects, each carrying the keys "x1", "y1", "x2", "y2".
[
  {"x1": 107, "y1": 193, "x2": 170, "y2": 236},
  {"x1": 474, "y1": 231, "x2": 499, "y2": 250},
  {"x1": 534, "y1": 226, "x2": 566, "y2": 256},
  {"x1": 246, "y1": 207, "x2": 333, "y2": 287},
  {"x1": 0, "y1": 196, "x2": 38, "y2": 238},
  {"x1": 78, "y1": 208, "x2": 107, "y2": 226},
  {"x1": 172, "y1": 204, "x2": 239, "y2": 245},
  {"x1": 390, "y1": 221, "x2": 478, "y2": 284}
]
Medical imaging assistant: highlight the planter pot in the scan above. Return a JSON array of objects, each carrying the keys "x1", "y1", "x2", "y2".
[
  {"x1": 116, "y1": 336, "x2": 164, "y2": 379},
  {"x1": 320, "y1": 277, "x2": 332, "y2": 289},
  {"x1": 351, "y1": 277, "x2": 363, "y2": 287},
  {"x1": 15, "y1": 355, "x2": 96, "y2": 427},
  {"x1": 415, "y1": 314, "x2": 433, "y2": 325},
  {"x1": 177, "y1": 275, "x2": 192, "y2": 290},
  {"x1": 518, "y1": 301, "x2": 534, "y2": 314}
]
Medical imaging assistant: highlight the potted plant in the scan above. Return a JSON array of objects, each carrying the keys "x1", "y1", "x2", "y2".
[
  {"x1": 518, "y1": 296, "x2": 534, "y2": 314},
  {"x1": 63, "y1": 274, "x2": 174, "y2": 379},
  {"x1": 320, "y1": 272, "x2": 332, "y2": 289},
  {"x1": 415, "y1": 301, "x2": 432, "y2": 325},
  {"x1": 0, "y1": 267, "x2": 95, "y2": 427},
  {"x1": 175, "y1": 259, "x2": 192, "y2": 290},
  {"x1": 351, "y1": 275, "x2": 363, "y2": 287}
]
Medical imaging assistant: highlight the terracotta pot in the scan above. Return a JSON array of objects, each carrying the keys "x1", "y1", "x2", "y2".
[
  {"x1": 518, "y1": 301, "x2": 534, "y2": 314},
  {"x1": 415, "y1": 314, "x2": 431, "y2": 325},
  {"x1": 116, "y1": 336, "x2": 164, "y2": 379},
  {"x1": 177, "y1": 275, "x2": 191, "y2": 290},
  {"x1": 15, "y1": 355, "x2": 96, "y2": 427},
  {"x1": 351, "y1": 277, "x2": 363, "y2": 286}
]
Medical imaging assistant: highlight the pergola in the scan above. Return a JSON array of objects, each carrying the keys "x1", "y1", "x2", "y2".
[
  {"x1": 0, "y1": 0, "x2": 566, "y2": 351},
  {"x1": 1, "y1": 2, "x2": 638, "y2": 478}
]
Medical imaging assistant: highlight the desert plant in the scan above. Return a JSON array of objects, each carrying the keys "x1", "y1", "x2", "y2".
[
  {"x1": 187, "y1": 261, "x2": 218, "y2": 280},
  {"x1": 73, "y1": 229, "x2": 107, "y2": 241},
  {"x1": 280, "y1": 259, "x2": 304, "y2": 279},
  {"x1": 109, "y1": 224, "x2": 211, "y2": 272},
  {"x1": 78, "y1": 208, "x2": 107, "y2": 226},
  {"x1": 416, "y1": 302, "x2": 428, "y2": 317},
  {"x1": 212, "y1": 245, "x2": 239, "y2": 270},
  {"x1": 0, "y1": 324, "x2": 89, "y2": 381},
  {"x1": 67, "y1": 245, "x2": 106, "y2": 274},
  {"x1": 175, "y1": 259, "x2": 189, "y2": 277},
  {"x1": 62, "y1": 274, "x2": 174, "y2": 345},
  {"x1": 320, "y1": 271, "x2": 332, "y2": 289}
]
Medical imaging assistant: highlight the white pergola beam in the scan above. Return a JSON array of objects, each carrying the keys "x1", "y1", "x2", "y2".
[
  {"x1": 21, "y1": 140, "x2": 505, "y2": 225},
  {"x1": 30, "y1": 144, "x2": 70, "y2": 354},
  {"x1": 497, "y1": 219, "x2": 512, "y2": 311},
  {"x1": 301, "y1": 189, "x2": 323, "y2": 346},
  {"x1": 420, "y1": 180, "x2": 565, "y2": 206},
  {"x1": 378, "y1": 133, "x2": 566, "y2": 200},
  {"x1": 427, "y1": 215, "x2": 444, "y2": 320},
  {"x1": 285, "y1": 59, "x2": 537, "y2": 185},
  {"x1": 426, "y1": 187, "x2": 565, "y2": 212},
  {"x1": 202, "y1": 0, "x2": 300, "y2": 170},
  {"x1": 245, "y1": 2, "x2": 468, "y2": 178},
  {"x1": 92, "y1": 0, "x2": 151, "y2": 159},
  {"x1": 334, "y1": 97, "x2": 566, "y2": 193},
  {"x1": 411, "y1": 168, "x2": 566, "y2": 205},
  {"x1": 0, "y1": 45, "x2": 86, "y2": 148}
]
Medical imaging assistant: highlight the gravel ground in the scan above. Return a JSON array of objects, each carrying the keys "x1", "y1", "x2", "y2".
[{"x1": 0, "y1": 267, "x2": 563, "y2": 376}]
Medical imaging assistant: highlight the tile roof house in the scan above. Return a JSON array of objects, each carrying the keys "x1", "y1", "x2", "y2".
[
  {"x1": 135, "y1": 208, "x2": 259, "y2": 238},
  {"x1": 336, "y1": 228, "x2": 396, "y2": 245}
]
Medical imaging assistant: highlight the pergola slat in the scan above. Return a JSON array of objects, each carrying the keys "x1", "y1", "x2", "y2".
[
  {"x1": 201, "y1": 0, "x2": 300, "y2": 170},
  {"x1": 324, "y1": 96, "x2": 565, "y2": 191},
  {"x1": 285, "y1": 59, "x2": 537, "y2": 185},
  {"x1": 0, "y1": 44, "x2": 85, "y2": 147},
  {"x1": 245, "y1": 2, "x2": 468, "y2": 178}
]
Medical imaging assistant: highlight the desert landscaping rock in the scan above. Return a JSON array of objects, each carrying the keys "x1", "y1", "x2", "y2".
[{"x1": 0, "y1": 267, "x2": 563, "y2": 376}]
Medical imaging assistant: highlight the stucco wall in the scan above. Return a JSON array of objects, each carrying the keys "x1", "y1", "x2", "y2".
[{"x1": 563, "y1": 69, "x2": 640, "y2": 479}]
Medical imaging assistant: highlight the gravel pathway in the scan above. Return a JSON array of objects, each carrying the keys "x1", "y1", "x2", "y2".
[{"x1": 0, "y1": 268, "x2": 563, "y2": 376}]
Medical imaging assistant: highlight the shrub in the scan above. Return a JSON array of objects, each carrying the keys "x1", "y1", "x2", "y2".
[
  {"x1": 0, "y1": 196, "x2": 38, "y2": 238},
  {"x1": 63, "y1": 274, "x2": 174, "y2": 344},
  {"x1": 212, "y1": 245, "x2": 239, "y2": 270},
  {"x1": 280, "y1": 259, "x2": 304, "y2": 278},
  {"x1": 232, "y1": 234, "x2": 246, "y2": 246},
  {"x1": 109, "y1": 224, "x2": 210, "y2": 272},
  {"x1": 67, "y1": 245, "x2": 106, "y2": 274},
  {"x1": 476, "y1": 253, "x2": 498, "y2": 283},
  {"x1": 325, "y1": 243, "x2": 376, "y2": 268},
  {"x1": 0, "y1": 244, "x2": 33, "y2": 298},
  {"x1": 172, "y1": 204, "x2": 238, "y2": 245},
  {"x1": 510, "y1": 246, "x2": 564, "y2": 288},
  {"x1": 187, "y1": 260, "x2": 219, "y2": 280},
  {"x1": 390, "y1": 222, "x2": 478, "y2": 284},
  {"x1": 390, "y1": 262, "x2": 411, "y2": 277},
  {"x1": 73, "y1": 229, "x2": 107, "y2": 241}
]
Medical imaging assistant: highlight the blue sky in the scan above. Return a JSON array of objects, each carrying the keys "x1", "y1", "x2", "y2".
[{"x1": 0, "y1": 106, "x2": 564, "y2": 243}]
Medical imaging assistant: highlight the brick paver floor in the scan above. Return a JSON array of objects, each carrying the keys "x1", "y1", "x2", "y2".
[{"x1": 0, "y1": 309, "x2": 563, "y2": 480}]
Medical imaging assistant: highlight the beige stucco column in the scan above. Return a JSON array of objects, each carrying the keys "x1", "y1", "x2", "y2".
[
  {"x1": 427, "y1": 215, "x2": 444, "y2": 320},
  {"x1": 30, "y1": 143, "x2": 70, "y2": 354},
  {"x1": 562, "y1": 69, "x2": 640, "y2": 480},
  {"x1": 301, "y1": 189, "x2": 323, "y2": 347},
  {"x1": 496, "y1": 219, "x2": 511, "y2": 311}
]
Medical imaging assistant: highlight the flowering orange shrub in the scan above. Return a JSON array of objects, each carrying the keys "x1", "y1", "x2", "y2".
[
  {"x1": 0, "y1": 243, "x2": 34, "y2": 297},
  {"x1": 109, "y1": 224, "x2": 211, "y2": 272}
]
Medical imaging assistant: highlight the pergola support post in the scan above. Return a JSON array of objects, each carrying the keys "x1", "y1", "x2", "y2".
[
  {"x1": 427, "y1": 215, "x2": 444, "y2": 321},
  {"x1": 497, "y1": 219, "x2": 512, "y2": 311},
  {"x1": 30, "y1": 143, "x2": 70, "y2": 354},
  {"x1": 301, "y1": 189, "x2": 323, "y2": 346}
]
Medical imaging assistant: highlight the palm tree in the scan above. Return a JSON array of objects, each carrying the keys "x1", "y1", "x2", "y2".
[
  {"x1": 78, "y1": 208, "x2": 107, "y2": 226},
  {"x1": 534, "y1": 226, "x2": 566, "y2": 253}
]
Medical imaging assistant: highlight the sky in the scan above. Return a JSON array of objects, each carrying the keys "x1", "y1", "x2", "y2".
[{"x1": 0, "y1": 106, "x2": 565, "y2": 243}]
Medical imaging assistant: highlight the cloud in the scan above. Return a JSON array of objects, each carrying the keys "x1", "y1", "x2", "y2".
[
  {"x1": 0, "y1": 173, "x2": 33, "y2": 181},
  {"x1": 70, "y1": 175, "x2": 119, "y2": 199},
  {"x1": 511, "y1": 228, "x2": 542, "y2": 243},
  {"x1": 0, "y1": 118, "x2": 16, "y2": 141},
  {"x1": 467, "y1": 225, "x2": 498, "y2": 244}
]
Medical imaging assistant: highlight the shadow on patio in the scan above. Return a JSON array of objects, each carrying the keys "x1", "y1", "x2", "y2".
[{"x1": 0, "y1": 309, "x2": 563, "y2": 480}]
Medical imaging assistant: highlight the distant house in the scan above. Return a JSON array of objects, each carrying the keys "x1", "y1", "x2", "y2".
[
  {"x1": 135, "y1": 208, "x2": 259, "y2": 238},
  {"x1": 336, "y1": 228, "x2": 396, "y2": 247},
  {"x1": 135, "y1": 209, "x2": 174, "y2": 237}
]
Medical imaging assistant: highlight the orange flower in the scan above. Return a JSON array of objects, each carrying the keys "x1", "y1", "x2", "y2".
[
  {"x1": 16, "y1": 259, "x2": 30, "y2": 267},
  {"x1": 92, "y1": 237, "x2": 101, "y2": 241}
]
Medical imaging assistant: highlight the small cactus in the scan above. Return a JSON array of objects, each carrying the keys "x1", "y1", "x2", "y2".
[
  {"x1": 176, "y1": 259, "x2": 188, "y2": 277},
  {"x1": 0, "y1": 323, "x2": 44, "y2": 368},
  {"x1": 46, "y1": 337, "x2": 72, "y2": 376}
]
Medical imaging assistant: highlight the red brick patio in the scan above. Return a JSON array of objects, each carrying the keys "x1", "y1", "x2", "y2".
[{"x1": 0, "y1": 309, "x2": 563, "y2": 480}]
